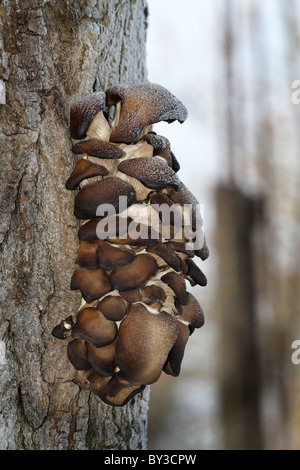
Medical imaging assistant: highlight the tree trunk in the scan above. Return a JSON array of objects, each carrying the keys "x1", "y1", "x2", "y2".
[
  {"x1": 215, "y1": 0, "x2": 300, "y2": 449},
  {"x1": 215, "y1": 185, "x2": 263, "y2": 450},
  {"x1": 0, "y1": 0, "x2": 149, "y2": 450}
]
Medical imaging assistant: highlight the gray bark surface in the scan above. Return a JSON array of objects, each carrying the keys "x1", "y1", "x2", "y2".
[{"x1": 0, "y1": 0, "x2": 149, "y2": 450}]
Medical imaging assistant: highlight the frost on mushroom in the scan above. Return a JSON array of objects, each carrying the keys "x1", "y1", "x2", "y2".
[{"x1": 52, "y1": 83, "x2": 209, "y2": 406}]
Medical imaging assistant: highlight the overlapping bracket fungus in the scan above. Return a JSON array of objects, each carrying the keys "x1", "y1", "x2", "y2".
[{"x1": 52, "y1": 82, "x2": 209, "y2": 406}]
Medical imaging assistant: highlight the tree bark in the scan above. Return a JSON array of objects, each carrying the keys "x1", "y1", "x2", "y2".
[{"x1": 0, "y1": 0, "x2": 149, "y2": 450}]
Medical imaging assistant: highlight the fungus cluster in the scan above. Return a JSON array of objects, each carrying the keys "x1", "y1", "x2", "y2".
[{"x1": 52, "y1": 83, "x2": 209, "y2": 406}]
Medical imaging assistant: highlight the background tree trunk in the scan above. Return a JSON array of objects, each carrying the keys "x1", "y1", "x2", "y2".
[
  {"x1": 215, "y1": 0, "x2": 300, "y2": 450},
  {"x1": 0, "y1": 0, "x2": 149, "y2": 450}
]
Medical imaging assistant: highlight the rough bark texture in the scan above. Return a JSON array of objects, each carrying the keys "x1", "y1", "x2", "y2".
[{"x1": 0, "y1": 0, "x2": 149, "y2": 450}]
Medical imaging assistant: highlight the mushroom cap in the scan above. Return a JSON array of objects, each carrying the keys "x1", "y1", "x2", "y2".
[
  {"x1": 106, "y1": 222, "x2": 159, "y2": 248},
  {"x1": 195, "y1": 237, "x2": 210, "y2": 261},
  {"x1": 67, "y1": 338, "x2": 90, "y2": 370},
  {"x1": 110, "y1": 253, "x2": 158, "y2": 291},
  {"x1": 180, "y1": 259, "x2": 189, "y2": 275},
  {"x1": 75, "y1": 240, "x2": 99, "y2": 269},
  {"x1": 86, "y1": 371, "x2": 110, "y2": 397},
  {"x1": 97, "y1": 241, "x2": 135, "y2": 271},
  {"x1": 171, "y1": 152, "x2": 180, "y2": 172},
  {"x1": 74, "y1": 176, "x2": 136, "y2": 220},
  {"x1": 87, "y1": 371, "x2": 145, "y2": 406},
  {"x1": 78, "y1": 216, "x2": 132, "y2": 241},
  {"x1": 106, "y1": 373, "x2": 145, "y2": 405},
  {"x1": 70, "y1": 267, "x2": 111, "y2": 303},
  {"x1": 140, "y1": 285, "x2": 166, "y2": 305},
  {"x1": 72, "y1": 307, "x2": 117, "y2": 347},
  {"x1": 176, "y1": 292, "x2": 205, "y2": 330},
  {"x1": 66, "y1": 159, "x2": 108, "y2": 190},
  {"x1": 185, "y1": 258, "x2": 207, "y2": 287},
  {"x1": 146, "y1": 243, "x2": 181, "y2": 272},
  {"x1": 86, "y1": 341, "x2": 116, "y2": 377},
  {"x1": 120, "y1": 289, "x2": 141, "y2": 303},
  {"x1": 97, "y1": 295, "x2": 127, "y2": 321},
  {"x1": 70, "y1": 92, "x2": 106, "y2": 139},
  {"x1": 143, "y1": 132, "x2": 179, "y2": 170},
  {"x1": 51, "y1": 316, "x2": 74, "y2": 340},
  {"x1": 106, "y1": 83, "x2": 188, "y2": 144},
  {"x1": 163, "y1": 320, "x2": 190, "y2": 377},
  {"x1": 72, "y1": 139, "x2": 124, "y2": 160},
  {"x1": 75, "y1": 240, "x2": 134, "y2": 271},
  {"x1": 161, "y1": 271, "x2": 188, "y2": 305},
  {"x1": 167, "y1": 241, "x2": 195, "y2": 258},
  {"x1": 150, "y1": 192, "x2": 183, "y2": 227},
  {"x1": 169, "y1": 182, "x2": 202, "y2": 232},
  {"x1": 144, "y1": 132, "x2": 170, "y2": 155},
  {"x1": 115, "y1": 304, "x2": 179, "y2": 385},
  {"x1": 118, "y1": 157, "x2": 180, "y2": 191}
]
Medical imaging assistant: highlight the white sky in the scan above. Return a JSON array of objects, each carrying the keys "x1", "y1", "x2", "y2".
[{"x1": 146, "y1": 0, "x2": 223, "y2": 206}]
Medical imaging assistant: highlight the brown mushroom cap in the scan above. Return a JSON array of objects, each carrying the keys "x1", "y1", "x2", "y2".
[
  {"x1": 163, "y1": 321, "x2": 190, "y2": 377},
  {"x1": 146, "y1": 243, "x2": 181, "y2": 272},
  {"x1": 163, "y1": 320, "x2": 190, "y2": 377},
  {"x1": 88, "y1": 371, "x2": 145, "y2": 406},
  {"x1": 78, "y1": 216, "x2": 132, "y2": 241},
  {"x1": 150, "y1": 192, "x2": 183, "y2": 227},
  {"x1": 70, "y1": 92, "x2": 106, "y2": 139},
  {"x1": 106, "y1": 83, "x2": 188, "y2": 144},
  {"x1": 75, "y1": 240, "x2": 134, "y2": 271},
  {"x1": 115, "y1": 304, "x2": 179, "y2": 385},
  {"x1": 72, "y1": 307, "x2": 117, "y2": 347},
  {"x1": 140, "y1": 285, "x2": 166, "y2": 305},
  {"x1": 195, "y1": 237, "x2": 210, "y2": 261},
  {"x1": 143, "y1": 132, "x2": 179, "y2": 170},
  {"x1": 176, "y1": 292, "x2": 205, "y2": 330},
  {"x1": 161, "y1": 271, "x2": 188, "y2": 305},
  {"x1": 169, "y1": 182, "x2": 203, "y2": 232},
  {"x1": 87, "y1": 371, "x2": 110, "y2": 397},
  {"x1": 97, "y1": 295, "x2": 127, "y2": 321},
  {"x1": 74, "y1": 176, "x2": 136, "y2": 220},
  {"x1": 118, "y1": 157, "x2": 180, "y2": 191},
  {"x1": 70, "y1": 267, "x2": 111, "y2": 303},
  {"x1": 110, "y1": 254, "x2": 158, "y2": 291},
  {"x1": 170, "y1": 152, "x2": 180, "y2": 173},
  {"x1": 167, "y1": 241, "x2": 195, "y2": 258},
  {"x1": 185, "y1": 258, "x2": 207, "y2": 287},
  {"x1": 180, "y1": 259, "x2": 189, "y2": 275},
  {"x1": 66, "y1": 159, "x2": 108, "y2": 190},
  {"x1": 75, "y1": 240, "x2": 99, "y2": 269},
  {"x1": 144, "y1": 132, "x2": 170, "y2": 155},
  {"x1": 120, "y1": 289, "x2": 141, "y2": 303},
  {"x1": 106, "y1": 373, "x2": 145, "y2": 405},
  {"x1": 51, "y1": 316, "x2": 74, "y2": 340},
  {"x1": 97, "y1": 241, "x2": 135, "y2": 271},
  {"x1": 67, "y1": 338, "x2": 90, "y2": 370},
  {"x1": 106, "y1": 222, "x2": 159, "y2": 248},
  {"x1": 72, "y1": 139, "x2": 124, "y2": 160},
  {"x1": 86, "y1": 341, "x2": 116, "y2": 376}
]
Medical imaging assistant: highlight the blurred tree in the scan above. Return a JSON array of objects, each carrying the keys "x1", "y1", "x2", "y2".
[
  {"x1": 216, "y1": 0, "x2": 300, "y2": 450},
  {"x1": 0, "y1": 0, "x2": 149, "y2": 450}
]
